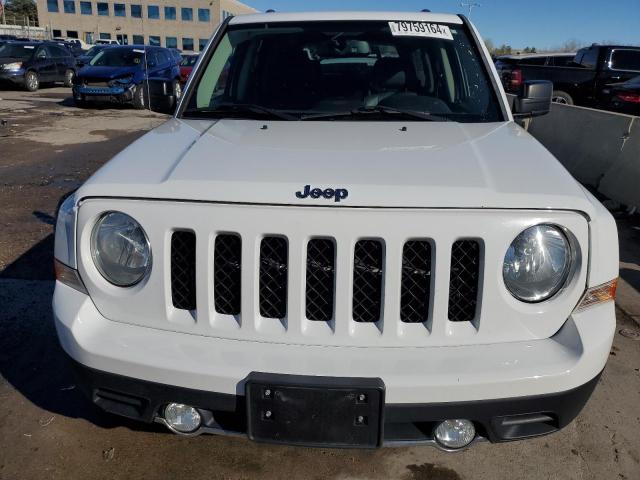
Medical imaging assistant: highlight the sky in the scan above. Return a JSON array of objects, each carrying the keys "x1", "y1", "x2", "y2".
[{"x1": 246, "y1": 0, "x2": 640, "y2": 50}]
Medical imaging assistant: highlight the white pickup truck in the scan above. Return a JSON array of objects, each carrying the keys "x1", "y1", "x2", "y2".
[{"x1": 53, "y1": 11, "x2": 619, "y2": 450}]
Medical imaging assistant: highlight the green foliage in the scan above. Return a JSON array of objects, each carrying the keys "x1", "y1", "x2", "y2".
[
  {"x1": 4, "y1": 0, "x2": 38, "y2": 21},
  {"x1": 493, "y1": 44, "x2": 513, "y2": 56}
]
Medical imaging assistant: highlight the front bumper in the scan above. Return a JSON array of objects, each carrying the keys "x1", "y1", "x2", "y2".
[
  {"x1": 67, "y1": 353, "x2": 602, "y2": 447},
  {"x1": 53, "y1": 281, "x2": 615, "y2": 446},
  {"x1": 73, "y1": 84, "x2": 134, "y2": 103},
  {"x1": 0, "y1": 69, "x2": 25, "y2": 84}
]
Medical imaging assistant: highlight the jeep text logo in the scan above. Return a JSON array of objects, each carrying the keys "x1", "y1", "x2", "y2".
[{"x1": 295, "y1": 185, "x2": 349, "y2": 203}]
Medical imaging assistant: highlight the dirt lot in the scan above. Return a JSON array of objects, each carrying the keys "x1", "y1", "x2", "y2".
[{"x1": 0, "y1": 87, "x2": 639, "y2": 480}]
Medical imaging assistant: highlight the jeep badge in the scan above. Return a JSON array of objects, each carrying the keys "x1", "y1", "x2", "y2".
[{"x1": 295, "y1": 185, "x2": 349, "y2": 202}]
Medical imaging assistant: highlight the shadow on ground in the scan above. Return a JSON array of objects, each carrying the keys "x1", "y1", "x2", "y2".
[{"x1": 0, "y1": 236, "x2": 161, "y2": 435}]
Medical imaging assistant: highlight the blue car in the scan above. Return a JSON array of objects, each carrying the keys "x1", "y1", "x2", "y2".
[{"x1": 73, "y1": 45, "x2": 181, "y2": 110}]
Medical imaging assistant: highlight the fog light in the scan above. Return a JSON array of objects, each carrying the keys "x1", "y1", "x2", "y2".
[
  {"x1": 164, "y1": 403, "x2": 202, "y2": 434},
  {"x1": 434, "y1": 419, "x2": 476, "y2": 449}
]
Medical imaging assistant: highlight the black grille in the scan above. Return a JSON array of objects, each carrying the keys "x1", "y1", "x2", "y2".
[
  {"x1": 259, "y1": 237, "x2": 288, "y2": 319},
  {"x1": 214, "y1": 234, "x2": 242, "y2": 315},
  {"x1": 305, "y1": 239, "x2": 336, "y2": 321},
  {"x1": 448, "y1": 240, "x2": 481, "y2": 322},
  {"x1": 400, "y1": 241, "x2": 432, "y2": 323},
  {"x1": 352, "y1": 240, "x2": 384, "y2": 323},
  {"x1": 171, "y1": 231, "x2": 196, "y2": 311}
]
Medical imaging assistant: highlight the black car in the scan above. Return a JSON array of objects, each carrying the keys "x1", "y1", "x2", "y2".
[
  {"x1": 75, "y1": 44, "x2": 108, "y2": 68},
  {"x1": 0, "y1": 41, "x2": 77, "y2": 91},
  {"x1": 497, "y1": 45, "x2": 640, "y2": 108},
  {"x1": 602, "y1": 75, "x2": 640, "y2": 115}
]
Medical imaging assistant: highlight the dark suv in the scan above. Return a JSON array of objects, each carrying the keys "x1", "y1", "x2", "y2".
[
  {"x1": 73, "y1": 45, "x2": 181, "y2": 109},
  {"x1": 0, "y1": 41, "x2": 77, "y2": 91}
]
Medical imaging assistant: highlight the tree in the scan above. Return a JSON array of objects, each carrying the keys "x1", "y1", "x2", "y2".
[
  {"x1": 493, "y1": 44, "x2": 512, "y2": 56},
  {"x1": 5, "y1": 0, "x2": 38, "y2": 22},
  {"x1": 484, "y1": 38, "x2": 495, "y2": 54},
  {"x1": 559, "y1": 39, "x2": 582, "y2": 53}
]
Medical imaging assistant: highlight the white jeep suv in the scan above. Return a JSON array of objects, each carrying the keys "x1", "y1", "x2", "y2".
[{"x1": 53, "y1": 11, "x2": 619, "y2": 450}]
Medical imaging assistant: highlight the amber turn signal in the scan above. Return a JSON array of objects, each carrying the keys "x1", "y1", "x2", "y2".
[{"x1": 574, "y1": 279, "x2": 618, "y2": 312}]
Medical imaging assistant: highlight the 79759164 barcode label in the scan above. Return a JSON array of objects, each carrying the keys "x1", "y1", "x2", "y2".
[{"x1": 388, "y1": 21, "x2": 454, "y2": 41}]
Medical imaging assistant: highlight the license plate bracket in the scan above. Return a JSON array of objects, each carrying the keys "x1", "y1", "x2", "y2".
[{"x1": 246, "y1": 373, "x2": 385, "y2": 448}]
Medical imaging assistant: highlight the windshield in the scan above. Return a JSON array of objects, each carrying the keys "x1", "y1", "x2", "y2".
[
  {"x1": 0, "y1": 43, "x2": 36, "y2": 60},
  {"x1": 183, "y1": 20, "x2": 503, "y2": 122},
  {"x1": 85, "y1": 46, "x2": 105, "y2": 57},
  {"x1": 181, "y1": 55, "x2": 198, "y2": 67},
  {"x1": 90, "y1": 48, "x2": 144, "y2": 67}
]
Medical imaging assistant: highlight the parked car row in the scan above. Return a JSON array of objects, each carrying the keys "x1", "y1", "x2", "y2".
[
  {"x1": 495, "y1": 45, "x2": 640, "y2": 115},
  {"x1": 0, "y1": 40, "x2": 191, "y2": 112}
]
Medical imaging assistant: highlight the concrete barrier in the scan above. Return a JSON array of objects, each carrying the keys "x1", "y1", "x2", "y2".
[{"x1": 525, "y1": 103, "x2": 639, "y2": 208}]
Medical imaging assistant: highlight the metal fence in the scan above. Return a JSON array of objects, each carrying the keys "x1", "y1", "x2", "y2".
[
  {"x1": 0, "y1": 21, "x2": 47, "y2": 40},
  {"x1": 525, "y1": 103, "x2": 639, "y2": 209}
]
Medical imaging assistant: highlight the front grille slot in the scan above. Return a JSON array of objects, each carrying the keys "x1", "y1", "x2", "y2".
[
  {"x1": 305, "y1": 239, "x2": 336, "y2": 321},
  {"x1": 214, "y1": 234, "x2": 242, "y2": 315},
  {"x1": 448, "y1": 240, "x2": 481, "y2": 322},
  {"x1": 171, "y1": 231, "x2": 196, "y2": 311},
  {"x1": 401, "y1": 241, "x2": 432, "y2": 323},
  {"x1": 259, "y1": 237, "x2": 288, "y2": 319},
  {"x1": 352, "y1": 240, "x2": 384, "y2": 323}
]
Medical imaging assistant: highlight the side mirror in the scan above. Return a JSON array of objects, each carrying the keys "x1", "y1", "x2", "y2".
[{"x1": 513, "y1": 80, "x2": 553, "y2": 117}]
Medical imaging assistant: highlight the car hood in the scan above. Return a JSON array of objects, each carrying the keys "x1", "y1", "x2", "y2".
[
  {"x1": 77, "y1": 65, "x2": 139, "y2": 79},
  {"x1": 77, "y1": 118, "x2": 594, "y2": 213},
  {"x1": 0, "y1": 56, "x2": 27, "y2": 64}
]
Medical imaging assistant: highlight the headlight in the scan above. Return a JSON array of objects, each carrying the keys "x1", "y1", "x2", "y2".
[
  {"x1": 503, "y1": 224, "x2": 572, "y2": 302},
  {"x1": 91, "y1": 212, "x2": 151, "y2": 287},
  {"x1": 2, "y1": 62, "x2": 23, "y2": 71}
]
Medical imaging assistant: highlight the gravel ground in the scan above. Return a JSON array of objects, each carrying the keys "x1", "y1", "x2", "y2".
[{"x1": 0, "y1": 87, "x2": 639, "y2": 480}]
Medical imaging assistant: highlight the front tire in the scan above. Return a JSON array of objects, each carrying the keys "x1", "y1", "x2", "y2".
[
  {"x1": 552, "y1": 90, "x2": 574, "y2": 105},
  {"x1": 63, "y1": 69, "x2": 75, "y2": 88},
  {"x1": 132, "y1": 84, "x2": 147, "y2": 110},
  {"x1": 24, "y1": 71, "x2": 39, "y2": 92}
]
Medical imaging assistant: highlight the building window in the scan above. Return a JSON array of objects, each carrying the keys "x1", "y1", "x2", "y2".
[
  {"x1": 182, "y1": 37, "x2": 194, "y2": 51},
  {"x1": 114, "y1": 3, "x2": 126, "y2": 17},
  {"x1": 67, "y1": 30, "x2": 79, "y2": 38},
  {"x1": 147, "y1": 5, "x2": 160, "y2": 19},
  {"x1": 132, "y1": 35, "x2": 144, "y2": 45},
  {"x1": 97, "y1": 2, "x2": 109, "y2": 16},
  {"x1": 99, "y1": 33, "x2": 112, "y2": 40},
  {"x1": 53, "y1": 29, "x2": 62, "y2": 37},
  {"x1": 79, "y1": 1, "x2": 91, "y2": 14},
  {"x1": 63, "y1": 1, "x2": 75, "y2": 14},
  {"x1": 164, "y1": 6, "x2": 176, "y2": 20},
  {"x1": 165, "y1": 37, "x2": 177, "y2": 49},
  {"x1": 149, "y1": 36, "x2": 161, "y2": 46},
  {"x1": 47, "y1": 0, "x2": 59, "y2": 13},
  {"x1": 222, "y1": 10, "x2": 232, "y2": 20},
  {"x1": 198, "y1": 38, "x2": 208, "y2": 51},
  {"x1": 181, "y1": 8, "x2": 193, "y2": 21},
  {"x1": 84, "y1": 32, "x2": 94, "y2": 44},
  {"x1": 130, "y1": 4, "x2": 142, "y2": 18},
  {"x1": 198, "y1": 8, "x2": 210, "y2": 22}
]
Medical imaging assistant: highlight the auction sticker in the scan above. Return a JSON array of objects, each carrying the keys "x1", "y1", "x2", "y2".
[{"x1": 388, "y1": 21, "x2": 454, "y2": 40}]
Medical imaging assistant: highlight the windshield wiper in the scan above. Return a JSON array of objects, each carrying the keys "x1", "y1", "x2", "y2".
[
  {"x1": 183, "y1": 103, "x2": 296, "y2": 121},
  {"x1": 300, "y1": 105, "x2": 451, "y2": 122}
]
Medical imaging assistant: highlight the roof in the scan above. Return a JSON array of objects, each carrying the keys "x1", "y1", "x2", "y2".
[{"x1": 230, "y1": 11, "x2": 463, "y2": 25}]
